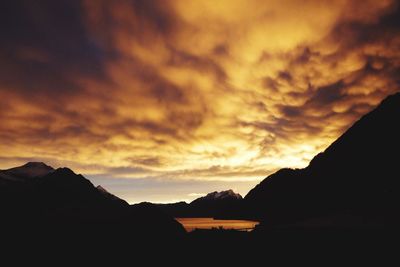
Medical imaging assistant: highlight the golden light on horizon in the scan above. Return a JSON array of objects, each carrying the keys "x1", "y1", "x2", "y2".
[{"x1": 0, "y1": 0, "x2": 399, "y2": 203}]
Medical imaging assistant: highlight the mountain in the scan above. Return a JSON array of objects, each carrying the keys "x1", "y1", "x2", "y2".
[
  {"x1": 245, "y1": 92, "x2": 400, "y2": 227},
  {"x1": 190, "y1": 190, "x2": 243, "y2": 218},
  {"x1": 96, "y1": 185, "x2": 129, "y2": 206},
  {"x1": 0, "y1": 162, "x2": 185, "y2": 239},
  {"x1": 0, "y1": 162, "x2": 54, "y2": 183},
  {"x1": 158, "y1": 190, "x2": 243, "y2": 218},
  {"x1": 194, "y1": 190, "x2": 242, "y2": 201}
]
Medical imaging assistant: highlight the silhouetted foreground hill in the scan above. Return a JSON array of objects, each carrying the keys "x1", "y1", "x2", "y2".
[
  {"x1": 0, "y1": 163, "x2": 185, "y2": 241},
  {"x1": 158, "y1": 190, "x2": 243, "y2": 218},
  {"x1": 245, "y1": 92, "x2": 400, "y2": 228}
]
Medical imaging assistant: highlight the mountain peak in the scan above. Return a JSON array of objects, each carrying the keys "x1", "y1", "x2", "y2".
[
  {"x1": 0, "y1": 161, "x2": 55, "y2": 181},
  {"x1": 199, "y1": 190, "x2": 242, "y2": 201},
  {"x1": 23, "y1": 162, "x2": 53, "y2": 169}
]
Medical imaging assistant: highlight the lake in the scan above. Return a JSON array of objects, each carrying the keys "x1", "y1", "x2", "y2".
[{"x1": 176, "y1": 217, "x2": 259, "y2": 232}]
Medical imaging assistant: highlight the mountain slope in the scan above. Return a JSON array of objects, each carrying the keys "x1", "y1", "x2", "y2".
[
  {"x1": 96, "y1": 185, "x2": 129, "y2": 206},
  {"x1": 245, "y1": 92, "x2": 400, "y2": 227}
]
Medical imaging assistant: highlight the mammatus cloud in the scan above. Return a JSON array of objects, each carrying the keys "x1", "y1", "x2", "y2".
[{"x1": 0, "y1": 0, "x2": 399, "y2": 203}]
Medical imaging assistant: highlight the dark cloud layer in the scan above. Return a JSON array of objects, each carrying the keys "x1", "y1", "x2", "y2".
[{"x1": 0, "y1": 0, "x2": 105, "y2": 97}]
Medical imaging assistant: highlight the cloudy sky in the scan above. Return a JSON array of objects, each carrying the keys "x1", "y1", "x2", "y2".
[{"x1": 1, "y1": 0, "x2": 399, "y2": 203}]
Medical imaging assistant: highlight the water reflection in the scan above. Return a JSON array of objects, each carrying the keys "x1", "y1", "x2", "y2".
[{"x1": 176, "y1": 217, "x2": 259, "y2": 232}]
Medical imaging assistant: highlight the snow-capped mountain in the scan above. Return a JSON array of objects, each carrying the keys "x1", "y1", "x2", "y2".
[
  {"x1": 0, "y1": 162, "x2": 54, "y2": 182},
  {"x1": 197, "y1": 190, "x2": 243, "y2": 201}
]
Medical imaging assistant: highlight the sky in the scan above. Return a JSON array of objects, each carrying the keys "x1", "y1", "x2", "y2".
[{"x1": 1, "y1": 0, "x2": 400, "y2": 204}]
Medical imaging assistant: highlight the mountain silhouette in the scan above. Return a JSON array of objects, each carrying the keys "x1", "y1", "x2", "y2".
[
  {"x1": 245, "y1": 92, "x2": 400, "y2": 227},
  {"x1": 158, "y1": 190, "x2": 243, "y2": 218},
  {"x1": 194, "y1": 189, "x2": 242, "y2": 201},
  {"x1": 0, "y1": 161, "x2": 54, "y2": 183},
  {"x1": 0, "y1": 163, "x2": 185, "y2": 240},
  {"x1": 96, "y1": 185, "x2": 129, "y2": 206}
]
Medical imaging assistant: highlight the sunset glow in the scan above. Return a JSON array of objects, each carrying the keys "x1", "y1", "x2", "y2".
[{"x1": 1, "y1": 0, "x2": 399, "y2": 203}]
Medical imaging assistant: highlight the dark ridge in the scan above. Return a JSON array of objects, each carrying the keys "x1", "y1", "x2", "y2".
[
  {"x1": 96, "y1": 185, "x2": 129, "y2": 206},
  {"x1": 244, "y1": 92, "x2": 400, "y2": 227}
]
